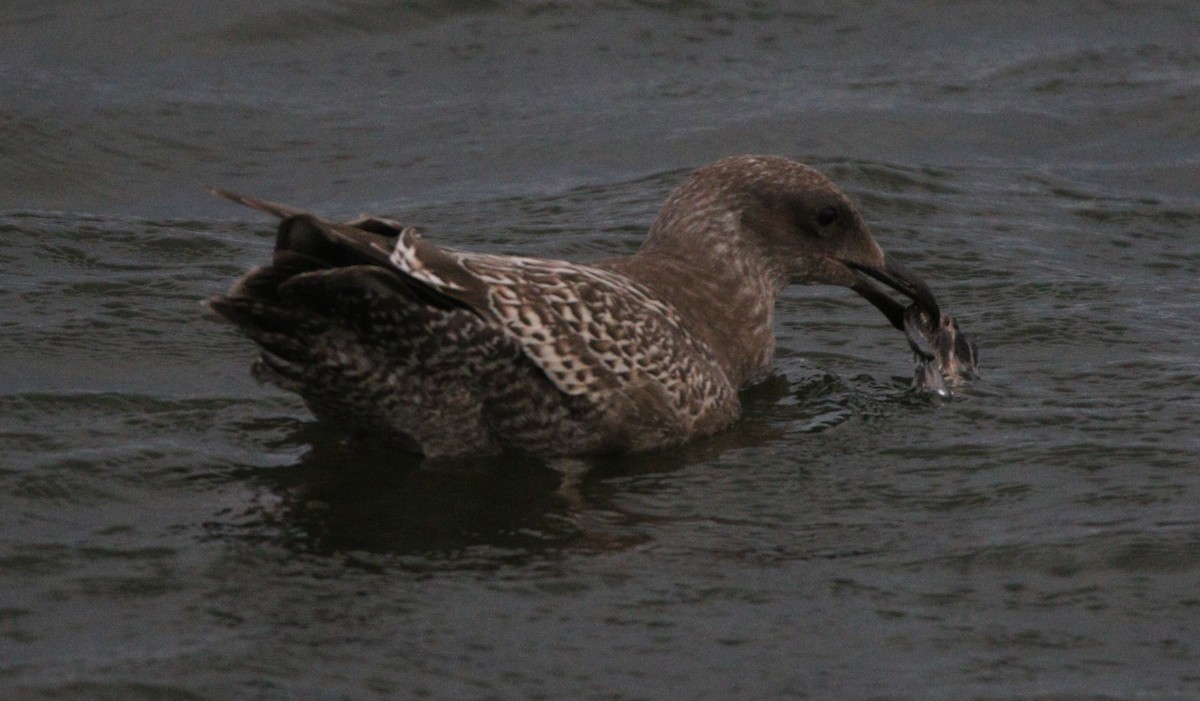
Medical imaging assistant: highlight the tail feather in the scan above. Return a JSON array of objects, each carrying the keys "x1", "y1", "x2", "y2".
[
  {"x1": 208, "y1": 295, "x2": 313, "y2": 356},
  {"x1": 253, "y1": 350, "x2": 307, "y2": 388}
]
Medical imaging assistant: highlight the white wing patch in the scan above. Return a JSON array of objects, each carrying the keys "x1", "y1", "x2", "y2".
[{"x1": 387, "y1": 227, "x2": 471, "y2": 292}]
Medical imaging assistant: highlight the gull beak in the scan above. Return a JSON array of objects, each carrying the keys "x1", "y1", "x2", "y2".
[{"x1": 845, "y1": 258, "x2": 941, "y2": 331}]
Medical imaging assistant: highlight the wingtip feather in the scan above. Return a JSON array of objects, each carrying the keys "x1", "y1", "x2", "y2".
[{"x1": 208, "y1": 186, "x2": 308, "y2": 220}]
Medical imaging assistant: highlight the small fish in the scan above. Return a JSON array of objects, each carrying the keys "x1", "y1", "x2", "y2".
[
  {"x1": 849, "y1": 259, "x2": 978, "y2": 397},
  {"x1": 902, "y1": 303, "x2": 979, "y2": 397}
]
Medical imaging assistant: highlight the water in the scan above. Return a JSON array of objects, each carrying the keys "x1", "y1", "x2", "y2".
[{"x1": 3, "y1": 2, "x2": 1199, "y2": 699}]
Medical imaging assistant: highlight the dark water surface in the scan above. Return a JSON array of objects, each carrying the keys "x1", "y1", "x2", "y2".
[{"x1": 3, "y1": 2, "x2": 1199, "y2": 699}]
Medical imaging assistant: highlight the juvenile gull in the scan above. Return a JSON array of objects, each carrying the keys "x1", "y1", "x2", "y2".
[{"x1": 210, "y1": 155, "x2": 944, "y2": 457}]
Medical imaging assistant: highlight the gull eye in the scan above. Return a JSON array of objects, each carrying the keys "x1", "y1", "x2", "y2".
[{"x1": 817, "y1": 206, "x2": 838, "y2": 227}]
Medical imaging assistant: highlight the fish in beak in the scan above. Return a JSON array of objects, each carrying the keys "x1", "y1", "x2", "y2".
[{"x1": 845, "y1": 258, "x2": 979, "y2": 395}]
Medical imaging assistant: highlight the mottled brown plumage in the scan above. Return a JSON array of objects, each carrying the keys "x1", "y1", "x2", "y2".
[{"x1": 209, "y1": 155, "x2": 948, "y2": 456}]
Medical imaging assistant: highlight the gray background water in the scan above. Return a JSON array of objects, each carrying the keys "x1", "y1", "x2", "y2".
[{"x1": 2, "y1": 2, "x2": 1198, "y2": 699}]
